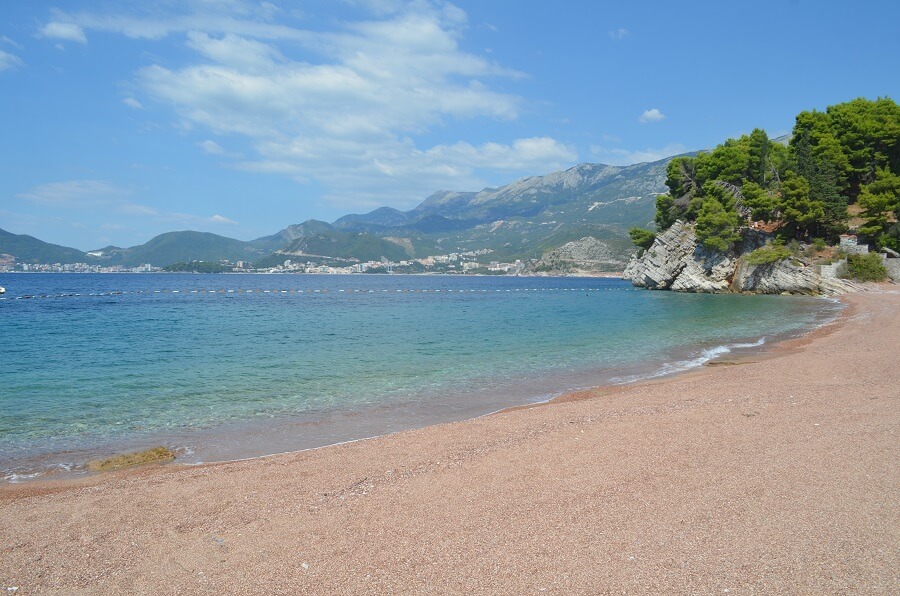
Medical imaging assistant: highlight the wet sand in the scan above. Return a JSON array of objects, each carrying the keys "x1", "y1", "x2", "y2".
[{"x1": 1, "y1": 290, "x2": 898, "y2": 594}]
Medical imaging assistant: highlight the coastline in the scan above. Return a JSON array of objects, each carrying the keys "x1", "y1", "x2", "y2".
[
  {"x1": 0, "y1": 275, "x2": 839, "y2": 482},
  {"x1": 2, "y1": 289, "x2": 898, "y2": 593}
]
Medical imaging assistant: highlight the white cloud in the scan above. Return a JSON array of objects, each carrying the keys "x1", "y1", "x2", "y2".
[
  {"x1": 638, "y1": 108, "x2": 665, "y2": 123},
  {"x1": 198, "y1": 139, "x2": 226, "y2": 155},
  {"x1": 608, "y1": 28, "x2": 629, "y2": 40},
  {"x1": 0, "y1": 50, "x2": 23, "y2": 71},
  {"x1": 197, "y1": 139, "x2": 243, "y2": 158},
  {"x1": 1, "y1": 36, "x2": 23, "y2": 48},
  {"x1": 18, "y1": 180, "x2": 130, "y2": 206},
  {"x1": 590, "y1": 143, "x2": 688, "y2": 166},
  {"x1": 118, "y1": 203, "x2": 159, "y2": 216},
  {"x1": 210, "y1": 214, "x2": 237, "y2": 224},
  {"x1": 122, "y1": 97, "x2": 144, "y2": 109},
  {"x1": 39, "y1": 22, "x2": 88, "y2": 44},
  {"x1": 49, "y1": 1, "x2": 572, "y2": 212}
]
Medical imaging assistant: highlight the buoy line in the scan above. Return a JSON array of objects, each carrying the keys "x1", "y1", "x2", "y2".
[{"x1": 0, "y1": 286, "x2": 633, "y2": 302}]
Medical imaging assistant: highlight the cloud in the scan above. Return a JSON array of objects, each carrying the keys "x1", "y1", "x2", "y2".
[
  {"x1": 209, "y1": 214, "x2": 237, "y2": 224},
  {"x1": 608, "y1": 28, "x2": 629, "y2": 40},
  {"x1": 0, "y1": 50, "x2": 23, "y2": 71},
  {"x1": 117, "y1": 203, "x2": 159, "y2": 216},
  {"x1": 1, "y1": 36, "x2": 23, "y2": 48},
  {"x1": 49, "y1": 1, "x2": 572, "y2": 212},
  {"x1": 197, "y1": 139, "x2": 243, "y2": 158},
  {"x1": 39, "y1": 22, "x2": 88, "y2": 44},
  {"x1": 122, "y1": 97, "x2": 144, "y2": 109},
  {"x1": 240, "y1": 135, "x2": 577, "y2": 210},
  {"x1": 18, "y1": 180, "x2": 130, "y2": 206},
  {"x1": 198, "y1": 139, "x2": 226, "y2": 155},
  {"x1": 590, "y1": 143, "x2": 688, "y2": 166},
  {"x1": 638, "y1": 108, "x2": 666, "y2": 123}
]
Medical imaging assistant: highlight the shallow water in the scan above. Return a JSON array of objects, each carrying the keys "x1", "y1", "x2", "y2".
[{"x1": 0, "y1": 273, "x2": 841, "y2": 481}]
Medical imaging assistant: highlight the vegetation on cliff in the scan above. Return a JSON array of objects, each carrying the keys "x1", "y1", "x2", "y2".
[
  {"x1": 841, "y1": 253, "x2": 888, "y2": 282},
  {"x1": 632, "y1": 97, "x2": 900, "y2": 252}
]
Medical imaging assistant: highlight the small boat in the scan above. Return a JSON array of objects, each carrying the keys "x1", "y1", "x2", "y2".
[{"x1": 0, "y1": 286, "x2": 5, "y2": 294}]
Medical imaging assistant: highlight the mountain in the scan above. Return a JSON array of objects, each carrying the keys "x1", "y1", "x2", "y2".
[
  {"x1": 0, "y1": 227, "x2": 89, "y2": 264},
  {"x1": 322, "y1": 157, "x2": 675, "y2": 263},
  {"x1": 94, "y1": 231, "x2": 265, "y2": 267},
  {"x1": 256, "y1": 229, "x2": 439, "y2": 267},
  {"x1": 3, "y1": 154, "x2": 679, "y2": 269},
  {"x1": 249, "y1": 220, "x2": 335, "y2": 253},
  {"x1": 333, "y1": 207, "x2": 412, "y2": 229}
]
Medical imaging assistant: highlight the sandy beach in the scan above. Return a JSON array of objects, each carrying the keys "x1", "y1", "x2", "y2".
[{"x1": 1, "y1": 290, "x2": 898, "y2": 594}]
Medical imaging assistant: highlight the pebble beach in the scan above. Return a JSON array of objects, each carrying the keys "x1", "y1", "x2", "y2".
[{"x1": 1, "y1": 290, "x2": 898, "y2": 594}]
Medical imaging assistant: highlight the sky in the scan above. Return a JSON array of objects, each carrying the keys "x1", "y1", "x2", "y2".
[{"x1": 1, "y1": 1, "x2": 898, "y2": 250}]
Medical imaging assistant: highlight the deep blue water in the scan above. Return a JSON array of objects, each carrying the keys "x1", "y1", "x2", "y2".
[{"x1": 0, "y1": 273, "x2": 841, "y2": 481}]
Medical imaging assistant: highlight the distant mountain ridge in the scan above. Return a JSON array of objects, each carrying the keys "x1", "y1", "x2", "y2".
[
  {"x1": 1, "y1": 154, "x2": 683, "y2": 268},
  {"x1": 0, "y1": 227, "x2": 88, "y2": 264},
  {"x1": 93, "y1": 231, "x2": 265, "y2": 267}
]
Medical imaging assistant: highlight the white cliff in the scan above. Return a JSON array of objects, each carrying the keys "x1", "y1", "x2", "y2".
[{"x1": 624, "y1": 221, "x2": 854, "y2": 296}]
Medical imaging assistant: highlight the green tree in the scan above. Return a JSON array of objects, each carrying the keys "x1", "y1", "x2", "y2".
[
  {"x1": 654, "y1": 194, "x2": 678, "y2": 231},
  {"x1": 841, "y1": 253, "x2": 888, "y2": 282},
  {"x1": 745, "y1": 128, "x2": 770, "y2": 185},
  {"x1": 858, "y1": 168, "x2": 900, "y2": 250},
  {"x1": 695, "y1": 196, "x2": 741, "y2": 252},
  {"x1": 628, "y1": 227, "x2": 657, "y2": 250},
  {"x1": 741, "y1": 181, "x2": 778, "y2": 221},
  {"x1": 779, "y1": 171, "x2": 825, "y2": 239},
  {"x1": 665, "y1": 157, "x2": 700, "y2": 202}
]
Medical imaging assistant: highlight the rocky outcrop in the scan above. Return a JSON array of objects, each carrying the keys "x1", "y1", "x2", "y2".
[
  {"x1": 530, "y1": 236, "x2": 628, "y2": 275},
  {"x1": 624, "y1": 221, "x2": 853, "y2": 295}
]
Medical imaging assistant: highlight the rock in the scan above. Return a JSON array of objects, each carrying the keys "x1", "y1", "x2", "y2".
[
  {"x1": 733, "y1": 258, "x2": 851, "y2": 296},
  {"x1": 625, "y1": 220, "x2": 853, "y2": 295},
  {"x1": 530, "y1": 236, "x2": 627, "y2": 275}
]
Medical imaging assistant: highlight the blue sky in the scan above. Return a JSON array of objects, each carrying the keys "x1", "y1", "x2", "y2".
[{"x1": 1, "y1": 0, "x2": 898, "y2": 250}]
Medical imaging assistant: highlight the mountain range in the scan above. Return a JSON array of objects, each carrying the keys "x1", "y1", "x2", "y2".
[{"x1": 1, "y1": 155, "x2": 678, "y2": 269}]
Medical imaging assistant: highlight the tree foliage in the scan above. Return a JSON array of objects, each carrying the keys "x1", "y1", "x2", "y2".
[
  {"x1": 841, "y1": 253, "x2": 888, "y2": 282},
  {"x1": 858, "y1": 168, "x2": 900, "y2": 250},
  {"x1": 629, "y1": 97, "x2": 900, "y2": 252},
  {"x1": 746, "y1": 242, "x2": 793, "y2": 265},
  {"x1": 695, "y1": 197, "x2": 741, "y2": 252},
  {"x1": 628, "y1": 227, "x2": 657, "y2": 250}
]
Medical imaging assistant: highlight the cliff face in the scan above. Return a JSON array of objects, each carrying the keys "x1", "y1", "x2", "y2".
[
  {"x1": 528, "y1": 236, "x2": 628, "y2": 275},
  {"x1": 624, "y1": 221, "x2": 853, "y2": 296}
]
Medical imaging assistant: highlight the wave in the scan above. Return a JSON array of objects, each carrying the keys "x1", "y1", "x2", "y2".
[{"x1": 610, "y1": 337, "x2": 766, "y2": 385}]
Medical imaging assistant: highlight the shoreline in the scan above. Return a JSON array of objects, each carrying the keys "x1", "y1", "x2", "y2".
[
  {"x1": 1, "y1": 292, "x2": 842, "y2": 485},
  {"x1": 2, "y1": 289, "x2": 897, "y2": 592}
]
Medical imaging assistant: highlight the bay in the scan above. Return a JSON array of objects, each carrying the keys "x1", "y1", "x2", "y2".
[{"x1": 0, "y1": 273, "x2": 841, "y2": 481}]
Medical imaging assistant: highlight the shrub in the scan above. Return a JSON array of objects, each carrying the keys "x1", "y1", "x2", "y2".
[
  {"x1": 841, "y1": 253, "x2": 888, "y2": 282},
  {"x1": 628, "y1": 227, "x2": 657, "y2": 250},
  {"x1": 746, "y1": 244, "x2": 793, "y2": 265}
]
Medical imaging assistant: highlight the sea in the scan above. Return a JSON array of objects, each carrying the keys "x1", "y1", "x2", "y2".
[{"x1": 0, "y1": 273, "x2": 842, "y2": 482}]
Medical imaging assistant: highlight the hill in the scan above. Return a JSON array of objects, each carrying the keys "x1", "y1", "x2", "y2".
[
  {"x1": 0, "y1": 227, "x2": 89, "y2": 264},
  {"x1": 95, "y1": 231, "x2": 265, "y2": 267},
  {"x1": 4, "y1": 154, "x2": 679, "y2": 269},
  {"x1": 248, "y1": 220, "x2": 335, "y2": 254},
  {"x1": 327, "y1": 157, "x2": 675, "y2": 263}
]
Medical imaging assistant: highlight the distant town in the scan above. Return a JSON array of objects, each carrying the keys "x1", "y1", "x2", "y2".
[{"x1": 0, "y1": 249, "x2": 533, "y2": 276}]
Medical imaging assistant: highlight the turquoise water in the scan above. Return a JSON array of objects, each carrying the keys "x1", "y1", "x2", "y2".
[{"x1": 0, "y1": 273, "x2": 841, "y2": 481}]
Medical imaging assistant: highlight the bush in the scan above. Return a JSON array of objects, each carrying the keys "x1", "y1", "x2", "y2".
[
  {"x1": 695, "y1": 197, "x2": 741, "y2": 252},
  {"x1": 746, "y1": 244, "x2": 793, "y2": 265},
  {"x1": 628, "y1": 227, "x2": 657, "y2": 250},
  {"x1": 841, "y1": 253, "x2": 888, "y2": 282}
]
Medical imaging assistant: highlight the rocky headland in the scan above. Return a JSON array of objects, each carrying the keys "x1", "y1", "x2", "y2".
[{"x1": 624, "y1": 221, "x2": 855, "y2": 295}]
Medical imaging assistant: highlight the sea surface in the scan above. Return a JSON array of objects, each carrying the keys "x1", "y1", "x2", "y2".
[{"x1": 0, "y1": 273, "x2": 842, "y2": 482}]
